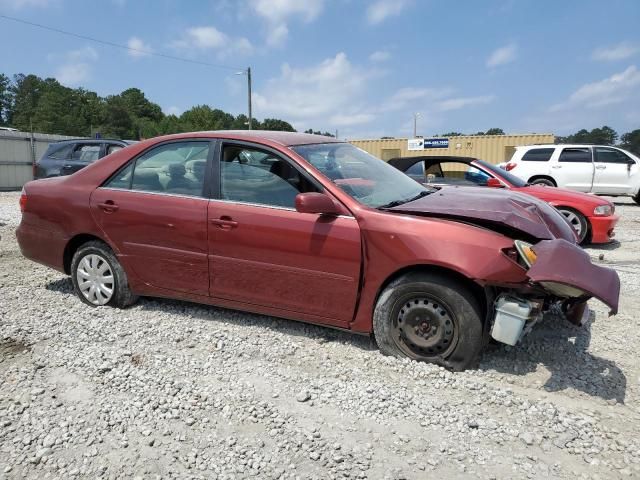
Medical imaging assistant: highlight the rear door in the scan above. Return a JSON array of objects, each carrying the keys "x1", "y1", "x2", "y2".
[
  {"x1": 551, "y1": 147, "x2": 594, "y2": 192},
  {"x1": 207, "y1": 141, "x2": 362, "y2": 327},
  {"x1": 91, "y1": 140, "x2": 213, "y2": 296},
  {"x1": 593, "y1": 147, "x2": 638, "y2": 195}
]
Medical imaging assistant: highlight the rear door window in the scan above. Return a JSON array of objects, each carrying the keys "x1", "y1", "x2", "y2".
[
  {"x1": 558, "y1": 148, "x2": 592, "y2": 163},
  {"x1": 521, "y1": 148, "x2": 555, "y2": 162},
  {"x1": 104, "y1": 141, "x2": 209, "y2": 197},
  {"x1": 595, "y1": 147, "x2": 633, "y2": 164},
  {"x1": 47, "y1": 143, "x2": 74, "y2": 160},
  {"x1": 71, "y1": 144, "x2": 102, "y2": 163}
]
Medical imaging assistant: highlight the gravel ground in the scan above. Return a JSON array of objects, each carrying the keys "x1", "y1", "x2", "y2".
[{"x1": 1, "y1": 190, "x2": 639, "y2": 479}]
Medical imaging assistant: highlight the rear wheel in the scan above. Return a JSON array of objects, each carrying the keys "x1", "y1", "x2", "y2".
[
  {"x1": 373, "y1": 272, "x2": 484, "y2": 371},
  {"x1": 71, "y1": 241, "x2": 137, "y2": 308},
  {"x1": 557, "y1": 207, "x2": 589, "y2": 244}
]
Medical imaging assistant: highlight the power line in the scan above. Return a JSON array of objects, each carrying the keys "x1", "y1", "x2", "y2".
[{"x1": 0, "y1": 13, "x2": 244, "y2": 72}]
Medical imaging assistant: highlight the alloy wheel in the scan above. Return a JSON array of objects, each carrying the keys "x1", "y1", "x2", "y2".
[{"x1": 558, "y1": 209, "x2": 585, "y2": 242}]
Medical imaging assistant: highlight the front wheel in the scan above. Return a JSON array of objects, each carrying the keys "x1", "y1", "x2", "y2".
[
  {"x1": 529, "y1": 177, "x2": 556, "y2": 187},
  {"x1": 373, "y1": 272, "x2": 484, "y2": 371},
  {"x1": 557, "y1": 207, "x2": 589, "y2": 244},
  {"x1": 71, "y1": 240, "x2": 137, "y2": 308}
]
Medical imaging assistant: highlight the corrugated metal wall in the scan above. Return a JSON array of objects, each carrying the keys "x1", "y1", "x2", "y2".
[
  {"x1": 0, "y1": 131, "x2": 79, "y2": 190},
  {"x1": 350, "y1": 134, "x2": 555, "y2": 164}
]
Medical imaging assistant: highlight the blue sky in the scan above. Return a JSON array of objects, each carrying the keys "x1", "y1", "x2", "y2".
[{"x1": 1, "y1": 0, "x2": 640, "y2": 139}]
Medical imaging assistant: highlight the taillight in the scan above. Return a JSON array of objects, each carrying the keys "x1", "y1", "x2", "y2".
[
  {"x1": 504, "y1": 162, "x2": 517, "y2": 171},
  {"x1": 19, "y1": 188, "x2": 27, "y2": 212}
]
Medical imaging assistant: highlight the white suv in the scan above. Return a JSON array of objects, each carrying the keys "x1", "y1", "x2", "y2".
[{"x1": 503, "y1": 144, "x2": 640, "y2": 204}]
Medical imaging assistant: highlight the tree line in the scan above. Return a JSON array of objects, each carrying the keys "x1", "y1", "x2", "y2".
[
  {"x1": 0, "y1": 72, "x2": 298, "y2": 139},
  {"x1": 555, "y1": 125, "x2": 640, "y2": 153}
]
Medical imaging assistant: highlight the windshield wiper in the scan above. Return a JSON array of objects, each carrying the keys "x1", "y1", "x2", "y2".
[{"x1": 378, "y1": 190, "x2": 431, "y2": 209}]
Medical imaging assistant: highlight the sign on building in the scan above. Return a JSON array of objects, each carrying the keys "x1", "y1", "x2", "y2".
[
  {"x1": 407, "y1": 138, "x2": 424, "y2": 151},
  {"x1": 424, "y1": 138, "x2": 449, "y2": 148}
]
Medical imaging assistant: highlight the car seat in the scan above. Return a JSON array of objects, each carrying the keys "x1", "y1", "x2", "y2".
[{"x1": 166, "y1": 163, "x2": 197, "y2": 194}]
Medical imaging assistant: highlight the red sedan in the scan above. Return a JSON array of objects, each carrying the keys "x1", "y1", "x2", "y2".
[
  {"x1": 16, "y1": 131, "x2": 620, "y2": 370},
  {"x1": 388, "y1": 156, "x2": 619, "y2": 245}
]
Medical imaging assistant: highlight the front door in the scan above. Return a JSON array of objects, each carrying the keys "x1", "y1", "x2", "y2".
[
  {"x1": 207, "y1": 143, "x2": 362, "y2": 327},
  {"x1": 550, "y1": 147, "x2": 594, "y2": 192},
  {"x1": 593, "y1": 147, "x2": 638, "y2": 195},
  {"x1": 91, "y1": 140, "x2": 212, "y2": 296}
]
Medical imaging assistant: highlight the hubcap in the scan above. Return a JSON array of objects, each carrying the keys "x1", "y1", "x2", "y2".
[
  {"x1": 76, "y1": 254, "x2": 114, "y2": 305},
  {"x1": 559, "y1": 210, "x2": 584, "y2": 239},
  {"x1": 392, "y1": 296, "x2": 456, "y2": 358}
]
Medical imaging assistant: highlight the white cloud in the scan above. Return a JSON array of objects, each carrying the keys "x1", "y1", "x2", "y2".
[
  {"x1": 366, "y1": 0, "x2": 409, "y2": 25},
  {"x1": 437, "y1": 95, "x2": 495, "y2": 111},
  {"x1": 486, "y1": 43, "x2": 517, "y2": 68},
  {"x1": 127, "y1": 36, "x2": 152, "y2": 58},
  {"x1": 369, "y1": 50, "x2": 391, "y2": 62},
  {"x1": 592, "y1": 42, "x2": 640, "y2": 62},
  {"x1": 51, "y1": 46, "x2": 99, "y2": 86},
  {"x1": 249, "y1": 0, "x2": 324, "y2": 47},
  {"x1": 172, "y1": 26, "x2": 253, "y2": 57},
  {"x1": 550, "y1": 65, "x2": 640, "y2": 111},
  {"x1": 253, "y1": 52, "x2": 375, "y2": 129},
  {"x1": 329, "y1": 113, "x2": 376, "y2": 127}
]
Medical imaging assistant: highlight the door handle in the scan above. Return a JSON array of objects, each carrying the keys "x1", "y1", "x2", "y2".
[
  {"x1": 97, "y1": 201, "x2": 119, "y2": 213},
  {"x1": 210, "y1": 217, "x2": 238, "y2": 229},
  {"x1": 595, "y1": 165, "x2": 606, "y2": 170}
]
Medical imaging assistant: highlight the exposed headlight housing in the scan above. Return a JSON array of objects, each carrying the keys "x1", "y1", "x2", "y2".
[
  {"x1": 514, "y1": 240, "x2": 537, "y2": 268},
  {"x1": 593, "y1": 204, "x2": 613, "y2": 216}
]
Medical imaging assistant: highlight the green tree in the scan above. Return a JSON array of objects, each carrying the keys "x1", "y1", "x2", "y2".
[
  {"x1": 102, "y1": 95, "x2": 135, "y2": 139},
  {"x1": 485, "y1": 127, "x2": 505, "y2": 135},
  {"x1": 0, "y1": 74, "x2": 11, "y2": 125},
  {"x1": 440, "y1": 131, "x2": 463, "y2": 137},
  {"x1": 620, "y1": 129, "x2": 640, "y2": 154},
  {"x1": 180, "y1": 105, "x2": 228, "y2": 131},
  {"x1": 10, "y1": 74, "x2": 46, "y2": 131},
  {"x1": 261, "y1": 118, "x2": 295, "y2": 131}
]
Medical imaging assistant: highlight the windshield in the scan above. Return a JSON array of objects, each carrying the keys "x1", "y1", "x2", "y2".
[
  {"x1": 477, "y1": 159, "x2": 528, "y2": 187},
  {"x1": 291, "y1": 143, "x2": 431, "y2": 208}
]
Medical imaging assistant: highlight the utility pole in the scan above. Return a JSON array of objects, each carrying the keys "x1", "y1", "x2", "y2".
[
  {"x1": 413, "y1": 112, "x2": 421, "y2": 138},
  {"x1": 247, "y1": 67, "x2": 252, "y2": 130},
  {"x1": 236, "y1": 67, "x2": 253, "y2": 130}
]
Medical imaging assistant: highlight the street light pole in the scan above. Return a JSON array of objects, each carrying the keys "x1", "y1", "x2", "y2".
[{"x1": 413, "y1": 112, "x2": 421, "y2": 138}]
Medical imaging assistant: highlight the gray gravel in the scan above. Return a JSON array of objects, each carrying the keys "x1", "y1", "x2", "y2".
[{"x1": 1, "y1": 190, "x2": 639, "y2": 479}]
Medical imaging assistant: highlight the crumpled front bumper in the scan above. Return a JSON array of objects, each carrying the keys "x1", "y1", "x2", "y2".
[{"x1": 527, "y1": 239, "x2": 620, "y2": 315}]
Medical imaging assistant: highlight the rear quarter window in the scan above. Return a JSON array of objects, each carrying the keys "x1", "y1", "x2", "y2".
[{"x1": 521, "y1": 148, "x2": 555, "y2": 162}]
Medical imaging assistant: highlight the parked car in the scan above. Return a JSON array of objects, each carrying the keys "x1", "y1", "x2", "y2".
[
  {"x1": 34, "y1": 138, "x2": 136, "y2": 179},
  {"x1": 389, "y1": 155, "x2": 618, "y2": 245},
  {"x1": 501, "y1": 144, "x2": 640, "y2": 204},
  {"x1": 16, "y1": 131, "x2": 620, "y2": 371}
]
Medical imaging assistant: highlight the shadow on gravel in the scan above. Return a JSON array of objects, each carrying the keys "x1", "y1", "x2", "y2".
[
  {"x1": 588, "y1": 240, "x2": 621, "y2": 251},
  {"x1": 45, "y1": 277, "x2": 74, "y2": 294},
  {"x1": 480, "y1": 312, "x2": 626, "y2": 404},
  {"x1": 137, "y1": 296, "x2": 376, "y2": 352}
]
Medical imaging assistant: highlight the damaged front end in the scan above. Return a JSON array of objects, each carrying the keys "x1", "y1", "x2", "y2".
[{"x1": 488, "y1": 238, "x2": 620, "y2": 346}]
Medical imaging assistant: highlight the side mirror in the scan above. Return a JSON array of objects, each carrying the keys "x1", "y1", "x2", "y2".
[
  {"x1": 486, "y1": 178, "x2": 504, "y2": 188},
  {"x1": 295, "y1": 192, "x2": 342, "y2": 215}
]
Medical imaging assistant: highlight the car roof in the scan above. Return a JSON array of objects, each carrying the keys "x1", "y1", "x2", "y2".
[
  {"x1": 148, "y1": 130, "x2": 343, "y2": 147},
  {"x1": 52, "y1": 138, "x2": 127, "y2": 145},
  {"x1": 388, "y1": 155, "x2": 477, "y2": 171},
  {"x1": 516, "y1": 144, "x2": 624, "y2": 149}
]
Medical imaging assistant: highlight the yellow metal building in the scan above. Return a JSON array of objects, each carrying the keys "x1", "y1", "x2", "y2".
[{"x1": 350, "y1": 134, "x2": 555, "y2": 165}]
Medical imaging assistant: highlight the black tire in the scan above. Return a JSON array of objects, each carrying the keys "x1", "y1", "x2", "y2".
[
  {"x1": 529, "y1": 177, "x2": 556, "y2": 187},
  {"x1": 557, "y1": 207, "x2": 589, "y2": 244},
  {"x1": 634, "y1": 192, "x2": 640, "y2": 205},
  {"x1": 70, "y1": 240, "x2": 137, "y2": 308},
  {"x1": 373, "y1": 272, "x2": 484, "y2": 371}
]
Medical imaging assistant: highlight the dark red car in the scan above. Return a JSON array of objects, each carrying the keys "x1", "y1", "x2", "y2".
[
  {"x1": 388, "y1": 156, "x2": 619, "y2": 245},
  {"x1": 16, "y1": 131, "x2": 620, "y2": 370}
]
